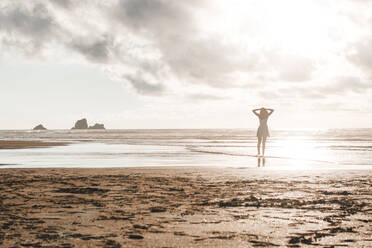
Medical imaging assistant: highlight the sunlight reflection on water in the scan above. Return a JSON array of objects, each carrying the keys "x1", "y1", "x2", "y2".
[
  {"x1": 0, "y1": 129, "x2": 372, "y2": 169},
  {"x1": 271, "y1": 137, "x2": 330, "y2": 163}
]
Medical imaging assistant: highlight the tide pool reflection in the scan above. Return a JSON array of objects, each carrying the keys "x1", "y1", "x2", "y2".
[{"x1": 257, "y1": 157, "x2": 266, "y2": 167}]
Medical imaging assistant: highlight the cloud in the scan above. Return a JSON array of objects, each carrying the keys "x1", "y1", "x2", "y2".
[
  {"x1": 274, "y1": 54, "x2": 315, "y2": 82},
  {"x1": 275, "y1": 76, "x2": 371, "y2": 101},
  {"x1": 112, "y1": 0, "x2": 261, "y2": 88},
  {"x1": 331, "y1": 76, "x2": 371, "y2": 93},
  {"x1": 348, "y1": 38, "x2": 372, "y2": 75},
  {"x1": 69, "y1": 36, "x2": 112, "y2": 63},
  {"x1": 187, "y1": 93, "x2": 229, "y2": 101},
  {"x1": 124, "y1": 74, "x2": 165, "y2": 96},
  {"x1": 258, "y1": 90, "x2": 282, "y2": 99},
  {"x1": 0, "y1": 3, "x2": 54, "y2": 37},
  {"x1": 0, "y1": 3, "x2": 57, "y2": 54},
  {"x1": 0, "y1": 0, "x2": 371, "y2": 106},
  {"x1": 50, "y1": 0, "x2": 72, "y2": 8},
  {"x1": 114, "y1": 0, "x2": 196, "y2": 35}
]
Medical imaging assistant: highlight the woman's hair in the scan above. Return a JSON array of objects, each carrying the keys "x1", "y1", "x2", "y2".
[{"x1": 259, "y1": 109, "x2": 268, "y2": 119}]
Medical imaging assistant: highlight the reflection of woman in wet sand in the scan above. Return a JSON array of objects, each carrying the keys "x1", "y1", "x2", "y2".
[
  {"x1": 252, "y1": 107, "x2": 274, "y2": 156},
  {"x1": 257, "y1": 157, "x2": 266, "y2": 167}
]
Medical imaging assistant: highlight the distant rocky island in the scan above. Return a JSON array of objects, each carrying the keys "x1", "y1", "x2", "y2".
[
  {"x1": 71, "y1": 118, "x2": 88, "y2": 129},
  {"x1": 31, "y1": 119, "x2": 105, "y2": 130},
  {"x1": 71, "y1": 118, "x2": 105, "y2": 130},
  {"x1": 33, "y1": 124, "x2": 47, "y2": 130},
  {"x1": 88, "y1": 123, "x2": 105, "y2": 129}
]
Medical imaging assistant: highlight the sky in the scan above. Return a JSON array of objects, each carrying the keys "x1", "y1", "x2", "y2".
[{"x1": 1, "y1": 0, "x2": 372, "y2": 129}]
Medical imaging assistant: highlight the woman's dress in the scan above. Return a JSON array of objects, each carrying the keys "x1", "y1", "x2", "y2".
[{"x1": 257, "y1": 117, "x2": 269, "y2": 138}]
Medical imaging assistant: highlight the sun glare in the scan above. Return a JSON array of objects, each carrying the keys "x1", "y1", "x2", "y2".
[
  {"x1": 214, "y1": 0, "x2": 339, "y2": 58},
  {"x1": 262, "y1": 1, "x2": 332, "y2": 55},
  {"x1": 273, "y1": 138, "x2": 328, "y2": 163}
]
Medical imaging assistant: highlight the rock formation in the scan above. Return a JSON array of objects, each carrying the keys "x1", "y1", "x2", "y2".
[
  {"x1": 88, "y1": 123, "x2": 105, "y2": 130},
  {"x1": 33, "y1": 124, "x2": 47, "y2": 130},
  {"x1": 71, "y1": 118, "x2": 88, "y2": 129},
  {"x1": 71, "y1": 119, "x2": 106, "y2": 130}
]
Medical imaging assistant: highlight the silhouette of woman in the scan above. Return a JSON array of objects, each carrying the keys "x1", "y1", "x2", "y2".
[{"x1": 252, "y1": 107, "x2": 274, "y2": 156}]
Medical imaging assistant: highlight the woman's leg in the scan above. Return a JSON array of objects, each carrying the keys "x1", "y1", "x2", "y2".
[
  {"x1": 262, "y1": 136, "x2": 267, "y2": 156},
  {"x1": 257, "y1": 137, "x2": 262, "y2": 155}
]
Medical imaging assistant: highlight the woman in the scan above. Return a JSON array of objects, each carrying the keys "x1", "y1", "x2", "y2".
[{"x1": 252, "y1": 107, "x2": 274, "y2": 156}]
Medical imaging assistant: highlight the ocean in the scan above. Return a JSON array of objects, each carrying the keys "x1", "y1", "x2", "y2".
[{"x1": 1, "y1": 129, "x2": 372, "y2": 169}]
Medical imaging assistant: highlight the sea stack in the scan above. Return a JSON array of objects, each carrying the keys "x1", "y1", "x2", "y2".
[
  {"x1": 71, "y1": 118, "x2": 89, "y2": 129},
  {"x1": 33, "y1": 124, "x2": 47, "y2": 130},
  {"x1": 88, "y1": 123, "x2": 105, "y2": 130}
]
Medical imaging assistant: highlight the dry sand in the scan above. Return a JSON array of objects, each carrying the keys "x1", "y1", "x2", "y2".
[{"x1": 0, "y1": 166, "x2": 371, "y2": 247}]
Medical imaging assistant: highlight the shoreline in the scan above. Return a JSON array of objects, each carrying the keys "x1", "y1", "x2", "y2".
[{"x1": 0, "y1": 167, "x2": 371, "y2": 247}]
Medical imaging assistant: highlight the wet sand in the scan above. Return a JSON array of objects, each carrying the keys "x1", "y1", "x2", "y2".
[
  {"x1": 0, "y1": 167, "x2": 371, "y2": 247},
  {"x1": 0, "y1": 140, "x2": 68, "y2": 149}
]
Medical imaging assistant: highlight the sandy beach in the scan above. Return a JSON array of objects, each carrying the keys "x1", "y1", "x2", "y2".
[{"x1": 0, "y1": 166, "x2": 371, "y2": 247}]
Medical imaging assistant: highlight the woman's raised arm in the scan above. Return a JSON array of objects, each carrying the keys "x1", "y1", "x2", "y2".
[
  {"x1": 252, "y1": 109, "x2": 260, "y2": 116},
  {"x1": 267, "y1": 108, "x2": 274, "y2": 115}
]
